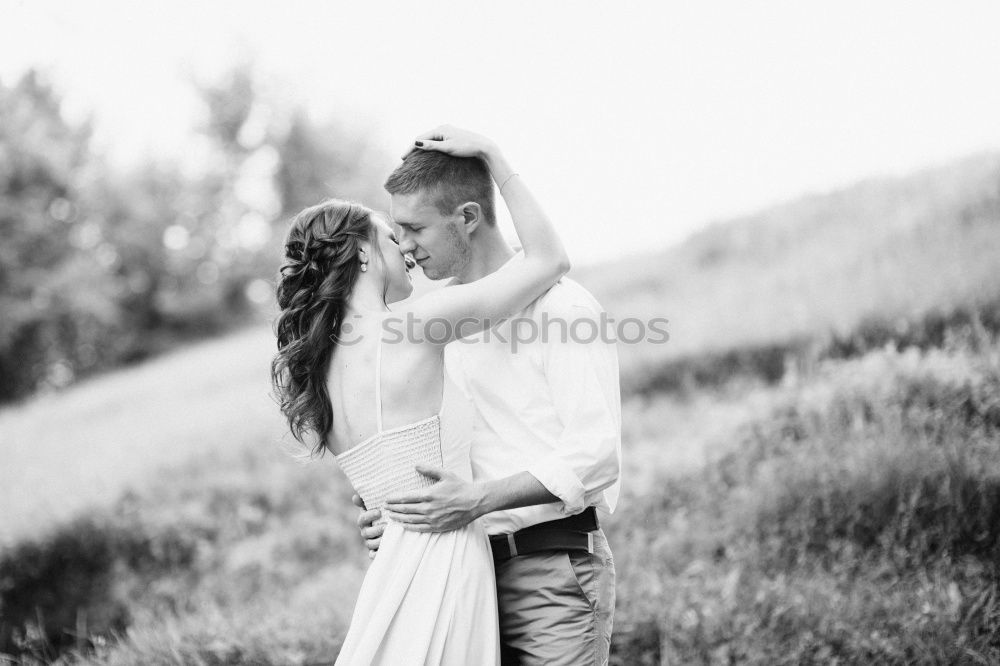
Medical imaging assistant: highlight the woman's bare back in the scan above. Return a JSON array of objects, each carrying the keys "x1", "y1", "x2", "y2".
[{"x1": 325, "y1": 315, "x2": 445, "y2": 455}]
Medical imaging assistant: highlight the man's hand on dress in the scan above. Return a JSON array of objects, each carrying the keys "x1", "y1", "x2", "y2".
[
  {"x1": 352, "y1": 493, "x2": 384, "y2": 559},
  {"x1": 384, "y1": 466, "x2": 487, "y2": 532}
]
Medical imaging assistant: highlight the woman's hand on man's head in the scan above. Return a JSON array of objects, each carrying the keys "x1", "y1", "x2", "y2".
[{"x1": 401, "y1": 125, "x2": 498, "y2": 161}]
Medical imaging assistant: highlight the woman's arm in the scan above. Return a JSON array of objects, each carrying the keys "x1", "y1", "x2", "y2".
[{"x1": 403, "y1": 126, "x2": 570, "y2": 343}]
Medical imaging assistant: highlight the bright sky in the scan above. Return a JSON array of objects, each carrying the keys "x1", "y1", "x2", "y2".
[{"x1": 3, "y1": 0, "x2": 1000, "y2": 265}]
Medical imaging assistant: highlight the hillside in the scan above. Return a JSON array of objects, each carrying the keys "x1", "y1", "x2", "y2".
[
  {"x1": 5, "y1": 151, "x2": 998, "y2": 545},
  {"x1": 0, "y1": 326, "x2": 301, "y2": 547},
  {"x1": 3, "y1": 152, "x2": 1000, "y2": 663},
  {"x1": 574, "y1": 151, "x2": 1000, "y2": 370}
]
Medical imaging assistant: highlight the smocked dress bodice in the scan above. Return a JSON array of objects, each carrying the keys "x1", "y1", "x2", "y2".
[{"x1": 335, "y1": 414, "x2": 443, "y2": 527}]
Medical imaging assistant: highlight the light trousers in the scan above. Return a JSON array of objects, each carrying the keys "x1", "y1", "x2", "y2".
[{"x1": 493, "y1": 528, "x2": 616, "y2": 666}]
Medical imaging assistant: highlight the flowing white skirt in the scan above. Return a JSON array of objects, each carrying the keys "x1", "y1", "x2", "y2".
[{"x1": 335, "y1": 519, "x2": 501, "y2": 665}]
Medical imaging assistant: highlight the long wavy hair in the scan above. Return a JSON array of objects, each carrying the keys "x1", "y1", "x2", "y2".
[{"x1": 270, "y1": 199, "x2": 384, "y2": 457}]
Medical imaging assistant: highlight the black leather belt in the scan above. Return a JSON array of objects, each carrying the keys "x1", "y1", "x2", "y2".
[{"x1": 489, "y1": 507, "x2": 599, "y2": 563}]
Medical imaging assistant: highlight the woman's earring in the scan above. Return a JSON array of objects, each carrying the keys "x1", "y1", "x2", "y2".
[{"x1": 359, "y1": 250, "x2": 368, "y2": 272}]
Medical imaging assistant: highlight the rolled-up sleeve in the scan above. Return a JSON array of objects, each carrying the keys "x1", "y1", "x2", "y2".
[{"x1": 525, "y1": 303, "x2": 622, "y2": 516}]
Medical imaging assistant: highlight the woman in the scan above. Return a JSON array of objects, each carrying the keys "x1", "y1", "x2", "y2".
[{"x1": 270, "y1": 126, "x2": 569, "y2": 664}]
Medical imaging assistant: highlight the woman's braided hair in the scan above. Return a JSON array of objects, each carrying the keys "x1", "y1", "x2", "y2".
[{"x1": 270, "y1": 198, "x2": 379, "y2": 456}]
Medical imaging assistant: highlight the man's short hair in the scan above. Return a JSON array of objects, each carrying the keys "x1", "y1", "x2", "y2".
[{"x1": 384, "y1": 151, "x2": 496, "y2": 225}]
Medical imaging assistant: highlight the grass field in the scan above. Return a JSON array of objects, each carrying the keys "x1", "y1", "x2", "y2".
[
  {"x1": 2, "y1": 152, "x2": 1000, "y2": 664},
  {"x1": 1, "y1": 320, "x2": 753, "y2": 663},
  {"x1": 578, "y1": 152, "x2": 1000, "y2": 378},
  {"x1": 0, "y1": 326, "x2": 291, "y2": 548}
]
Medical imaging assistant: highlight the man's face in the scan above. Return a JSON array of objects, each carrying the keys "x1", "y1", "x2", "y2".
[{"x1": 389, "y1": 190, "x2": 472, "y2": 281}]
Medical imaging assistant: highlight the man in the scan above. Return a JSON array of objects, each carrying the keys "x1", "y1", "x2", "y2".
[{"x1": 354, "y1": 127, "x2": 621, "y2": 665}]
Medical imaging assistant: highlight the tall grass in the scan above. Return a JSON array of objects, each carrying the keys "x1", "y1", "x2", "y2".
[
  {"x1": 4, "y1": 333, "x2": 997, "y2": 664},
  {"x1": 624, "y1": 292, "x2": 1000, "y2": 399},
  {"x1": 1, "y1": 442, "x2": 366, "y2": 665},
  {"x1": 608, "y1": 339, "x2": 1000, "y2": 664}
]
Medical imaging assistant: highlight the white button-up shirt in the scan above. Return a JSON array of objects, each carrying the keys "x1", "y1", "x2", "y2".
[{"x1": 444, "y1": 276, "x2": 622, "y2": 536}]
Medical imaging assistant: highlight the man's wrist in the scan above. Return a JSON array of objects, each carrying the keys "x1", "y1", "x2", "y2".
[{"x1": 472, "y1": 480, "x2": 499, "y2": 519}]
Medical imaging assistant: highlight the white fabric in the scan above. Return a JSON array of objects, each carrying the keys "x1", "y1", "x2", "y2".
[
  {"x1": 445, "y1": 276, "x2": 623, "y2": 536},
  {"x1": 334, "y1": 340, "x2": 500, "y2": 665}
]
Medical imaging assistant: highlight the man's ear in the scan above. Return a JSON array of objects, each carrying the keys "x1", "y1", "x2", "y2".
[{"x1": 459, "y1": 202, "x2": 483, "y2": 234}]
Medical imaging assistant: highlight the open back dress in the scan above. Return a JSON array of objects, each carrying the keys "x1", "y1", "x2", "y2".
[{"x1": 333, "y1": 337, "x2": 500, "y2": 665}]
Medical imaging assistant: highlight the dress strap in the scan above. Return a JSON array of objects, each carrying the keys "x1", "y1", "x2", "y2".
[{"x1": 374, "y1": 334, "x2": 384, "y2": 432}]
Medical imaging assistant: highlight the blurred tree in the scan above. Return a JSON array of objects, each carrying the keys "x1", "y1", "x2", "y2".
[
  {"x1": 0, "y1": 70, "x2": 106, "y2": 400},
  {"x1": 198, "y1": 64, "x2": 256, "y2": 156},
  {"x1": 273, "y1": 109, "x2": 390, "y2": 213},
  {"x1": 0, "y1": 63, "x2": 390, "y2": 404}
]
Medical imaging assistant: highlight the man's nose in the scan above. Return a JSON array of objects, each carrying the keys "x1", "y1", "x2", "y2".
[{"x1": 398, "y1": 237, "x2": 417, "y2": 255}]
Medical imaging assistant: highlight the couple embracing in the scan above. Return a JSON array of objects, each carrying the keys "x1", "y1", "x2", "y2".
[{"x1": 271, "y1": 126, "x2": 621, "y2": 665}]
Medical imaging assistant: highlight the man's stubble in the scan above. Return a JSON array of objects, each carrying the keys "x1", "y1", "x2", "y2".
[{"x1": 429, "y1": 221, "x2": 473, "y2": 282}]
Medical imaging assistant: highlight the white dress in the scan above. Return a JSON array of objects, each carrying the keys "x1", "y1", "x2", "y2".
[{"x1": 333, "y1": 339, "x2": 501, "y2": 665}]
